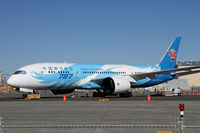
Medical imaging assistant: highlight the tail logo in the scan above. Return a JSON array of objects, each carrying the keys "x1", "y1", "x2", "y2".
[{"x1": 168, "y1": 49, "x2": 177, "y2": 62}]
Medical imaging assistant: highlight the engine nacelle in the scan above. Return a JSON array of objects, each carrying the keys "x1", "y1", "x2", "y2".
[
  {"x1": 102, "y1": 77, "x2": 131, "y2": 95},
  {"x1": 51, "y1": 89, "x2": 75, "y2": 95}
]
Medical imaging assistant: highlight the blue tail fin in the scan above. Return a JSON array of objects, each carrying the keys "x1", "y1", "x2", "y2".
[{"x1": 159, "y1": 37, "x2": 181, "y2": 70}]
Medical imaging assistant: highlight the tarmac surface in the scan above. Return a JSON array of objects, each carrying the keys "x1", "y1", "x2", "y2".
[{"x1": 0, "y1": 95, "x2": 200, "y2": 133}]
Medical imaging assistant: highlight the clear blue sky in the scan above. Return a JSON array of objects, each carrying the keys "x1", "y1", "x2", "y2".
[{"x1": 0, "y1": 0, "x2": 200, "y2": 75}]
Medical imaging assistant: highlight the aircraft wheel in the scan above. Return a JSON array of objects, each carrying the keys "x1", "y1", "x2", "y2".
[
  {"x1": 119, "y1": 92, "x2": 132, "y2": 97},
  {"x1": 93, "y1": 92, "x2": 104, "y2": 97}
]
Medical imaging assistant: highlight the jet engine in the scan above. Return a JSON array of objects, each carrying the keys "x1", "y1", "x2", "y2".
[
  {"x1": 51, "y1": 89, "x2": 75, "y2": 95},
  {"x1": 101, "y1": 77, "x2": 131, "y2": 95}
]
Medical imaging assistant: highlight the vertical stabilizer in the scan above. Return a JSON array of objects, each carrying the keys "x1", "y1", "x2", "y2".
[{"x1": 159, "y1": 37, "x2": 181, "y2": 70}]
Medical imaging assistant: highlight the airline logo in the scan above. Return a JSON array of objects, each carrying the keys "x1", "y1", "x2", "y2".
[{"x1": 168, "y1": 49, "x2": 177, "y2": 62}]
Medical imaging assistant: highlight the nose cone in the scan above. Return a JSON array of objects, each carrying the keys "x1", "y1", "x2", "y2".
[{"x1": 7, "y1": 76, "x2": 18, "y2": 87}]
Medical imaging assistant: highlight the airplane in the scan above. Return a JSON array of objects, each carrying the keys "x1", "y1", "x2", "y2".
[{"x1": 7, "y1": 37, "x2": 200, "y2": 97}]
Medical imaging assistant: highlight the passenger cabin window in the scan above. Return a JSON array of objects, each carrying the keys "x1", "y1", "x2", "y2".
[
  {"x1": 48, "y1": 66, "x2": 53, "y2": 70},
  {"x1": 13, "y1": 70, "x2": 27, "y2": 75}
]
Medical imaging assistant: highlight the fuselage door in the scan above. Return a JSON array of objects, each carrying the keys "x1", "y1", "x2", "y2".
[{"x1": 72, "y1": 67, "x2": 79, "y2": 78}]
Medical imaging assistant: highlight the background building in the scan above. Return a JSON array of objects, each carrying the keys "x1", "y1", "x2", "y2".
[{"x1": 176, "y1": 61, "x2": 200, "y2": 88}]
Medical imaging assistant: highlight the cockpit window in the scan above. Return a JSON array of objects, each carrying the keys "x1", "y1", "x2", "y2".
[{"x1": 13, "y1": 70, "x2": 27, "y2": 75}]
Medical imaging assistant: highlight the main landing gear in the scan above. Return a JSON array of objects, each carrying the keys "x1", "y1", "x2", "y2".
[
  {"x1": 93, "y1": 90, "x2": 133, "y2": 97},
  {"x1": 93, "y1": 91, "x2": 105, "y2": 97}
]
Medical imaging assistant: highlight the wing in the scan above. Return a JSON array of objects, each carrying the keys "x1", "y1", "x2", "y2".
[
  {"x1": 91, "y1": 75, "x2": 136, "y2": 85},
  {"x1": 131, "y1": 65, "x2": 200, "y2": 80},
  {"x1": 91, "y1": 65, "x2": 200, "y2": 86},
  {"x1": 91, "y1": 77, "x2": 105, "y2": 85}
]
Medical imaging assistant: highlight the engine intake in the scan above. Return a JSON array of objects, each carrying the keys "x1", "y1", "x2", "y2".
[{"x1": 102, "y1": 77, "x2": 131, "y2": 95}]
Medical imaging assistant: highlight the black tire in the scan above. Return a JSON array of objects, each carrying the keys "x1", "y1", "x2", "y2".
[
  {"x1": 93, "y1": 92, "x2": 105, "y2": 97},
  {"x1": 119, "y1": 92, "x2": 132, "y2": 97}
]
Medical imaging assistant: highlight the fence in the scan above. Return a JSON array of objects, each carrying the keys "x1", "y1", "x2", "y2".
[{"x1": 1, "y1": 116, "x2": 200, "y2": 133}]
